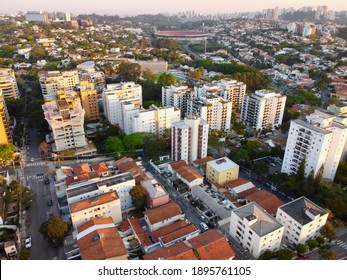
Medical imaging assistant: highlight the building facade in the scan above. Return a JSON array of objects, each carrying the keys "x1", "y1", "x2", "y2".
[
  {"x1": 229, "y1": 202, "x2": 284, "y2": 258},
  {"x1": 189, "y1": 94, "x2": 232, "y2": 132},
  {"x1": 171, "y1": 115, "x2": 209, "y2": 162},
  {"x1": 206, "y1": 157, "x2": 239, "y2": 186},
  {"x1": 25, "y1": 11, "x2": 49, "y2": 22},
  {"x1": 42, "y1": 91, "x2": 86, "y2": 152},
  {"x1": 0, "y1": 69, "x2": 20, "y2": 99},
  {"x1": 241, "y1": 90, "x2": 286, "y2": 131},
  {"x1": 162, "y1": 85, "x2": 195, "y2": 118},
  {"x1": 281, "y1": 110, "x2": 347, "y2": 180},
  {"x1": 276, "y1": 197, "x2": 328, "y2": 244},
  {"x1": 0, "y1": 90, "x2": 12, "y2": 144},
  {"x1": 78, "y1": 69, "x2": 106, "y2": 94},
  {"x1": 102, "y1": 82, "x2": 142, "y2": 127},
  {"x1": 39, "y1": 70, "x2": 80, "y2": 101},
  {"x1": 78, "y1": 80, "x2": 100, "y2": 121}
]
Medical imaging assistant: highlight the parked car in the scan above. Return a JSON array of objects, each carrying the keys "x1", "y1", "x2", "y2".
[
  {"x1": 30, "y1": 158, "x2": 34, "y2": 162},
  {"x1": 44, "y1": 178, "x2": 50, "y2": 185},
  {"x1": 47, "y1": 199, "x2": 53, "y2": 207},
  {"x1": 25, "y1": 237, "x2": 32, "y2": 249},
  {"x1": 200, "y1": 222, "x2": 209, "y2": 231},
  {"x1": 200, "y1": 215, "x2": 206, "y2": 222}
]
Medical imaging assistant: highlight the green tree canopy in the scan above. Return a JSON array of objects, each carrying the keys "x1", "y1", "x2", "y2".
[
  {"x1": 123, "y1": 133, "x2": 143, "y2": 152},
  {"x1": 129, "y1": 185, "x2": 147, "y2": 210},
  {"x1": 296, "y1": 243, "x2": 307, "y2": 254},
  {"x1": 319, "y1": 250, "x2": 336, "y2": 260},
  {"x1": 0, "y1": 144, "x2": 16, "y2": 165},
  {"x1": 30, "y1": 48, "x2": 48, "y2": 61},
  {"x1": 306, "y1": 239, "x2": 319, "y2": 250},
  {"x1": 105, "y1": 137, "x2": 125, "y2": 156},
  {"x1": 118, "y1": 62, "x2": 141, "y2": 82},
  {"x1": 39, "y1": 215, "x2": 69, "y2": 246},
  {"x1": 320, "y1": 222, "x2": 337, "y2": 241},
  {"x1": 275, "y1": 249, "x2": 296, "y2": 260},
  {"x1": 158, "y1": 73, "x2": 176, "y2": 87}
]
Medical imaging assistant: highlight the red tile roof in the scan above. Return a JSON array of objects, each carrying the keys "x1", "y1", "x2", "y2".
[
  {"x1": 237, "y1": 187, "x2": 258, "y2": 199},
  {"x1": 116, "y1": 158, "x2": 149, "y2": 184},
  {"x1": 144, "y1": 202, "x2": 183, "y2": 225},
  {"x1": 225, "y1": 178, "x2": 251, "y2": 189},
  {"x1": 91, "y1": 162, "x2": 109, "y2": 174},
  {"x1": 128, "y1": 218, "x2": 152, "y2": 247},
  {"x1": 77, "y1": 223, "x2": 128, "y2": 260},
  {"x1": 77, "y1": 217, "x2": 114, "y2": 233},
  {"x1": 193, "y1": 156, "x2": 215, "y2": 165},
  {"x1": 245, "y1": 190, "x2": 284, "y2": 215},
  {"x1": 150, "y1": 220, "x2": 188, "y2": 242},
  {"x1": 69, "y1": 191, "x2": 119, "y2": 213},
  {"x1": 73, "y1": 163, "x2": 91, "y2": 176},
  {"x1": 160, "y1": 224, "x2": 198, "y2": 244},
  {"x1": 65, "y1": 173, "x2": 91, "y2": 185},
  {"x1": 187, "y1": 230, "x2": 235, "y2": 260},
  {"x1": 176, "y1": 166, "x2": 203, "y2": 183},
  {"x1": 143, "y1": 242, "x2": 196, "y2": 260},
  {"x1": 117, "y1": 220, "x2": 131, "y2": 232},
  {"x1": 169, "y1": 160, "x2": 187, "y2": 171}
]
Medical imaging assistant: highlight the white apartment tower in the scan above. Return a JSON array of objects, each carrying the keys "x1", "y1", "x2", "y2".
[
  {"x1": 229, "y1": 202, "x2": 284, "y2": 259},
  {"x1": 190, "y1": 95, "x2": 232, "y2": 132},
  {"x1": 276, "y1": 197, "x2": 328, "y2": 244},
  {"x1": 171, "y1": 115, "x2": 209, "y2": 162},
  {"x1": 102, "y1": 82, "x2": 142, "y2": 128},
  {"x1": 39, "y1": 70, "x2": 80, "y2": 101},
  {"x1": 42, "y1": 92, "x2": 86, "y2": 152},
  {"x1": 0, "y1": 69, "x2": 20, "y2": 99},
  {"x1": 162, "y1": 85, "x2": 195, "y2": 118},
  {"x1": 281, "y1": 110, "x2": 347, "y2": 180},
  {"x1": 197, "y1": 79, "x2": 246, "y2": 110},
  {"x1": 241, "y1": 90, "x2": 286, "y2": 131}
]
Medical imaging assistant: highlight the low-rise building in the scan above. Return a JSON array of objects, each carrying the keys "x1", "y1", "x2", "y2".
[
  {"x1": 141, "y1": 179, "x2": 169, "y2": 209},
  {"x1": 276, "y1": 197, "x2": 328, "y2": 244},
  {"x1": 229, "y1": 202, "x2": 284, "y2": 258},
  {"x1": 144, "y1": 202, "x2": 185, "y2": 232},
  {"x1": 69, "y1": 191, "x2": 121, "y2": 229},
  {"x1": 76, "y1": 217, "x2": 128, "y2": 260},
  {"x1": 206, "y1": 157, "x2": 239, "y2": 186}
]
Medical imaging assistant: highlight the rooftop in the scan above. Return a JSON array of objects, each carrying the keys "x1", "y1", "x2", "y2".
[
  {"x1": 232, "y1": 202, "x2": 283, "y2": 237},
  {"x1": 69, "y1": 191, "x2": 119, "y2": 213},
  {"x1": 207, "y1": 157, "x2": 239, "y2": 173},
  {"x1": 278, "y1": 196, "x2": 328, "y2": 226},
  {"x1": 143, "y1": 241, "x2": 196, "y2": 260},
  {"x1": 245, "y1": 190, "x2": 284, "y2": 215},
  {"x1": 144, "y1": 202, "x2": 183, "y2": 225}
]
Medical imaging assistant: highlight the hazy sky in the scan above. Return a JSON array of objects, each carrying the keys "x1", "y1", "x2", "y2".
[{"x1": 1, "y1": 0, "x2": 346, "y2": 15}]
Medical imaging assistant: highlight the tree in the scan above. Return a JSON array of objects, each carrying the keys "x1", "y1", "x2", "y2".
[
  {"x1": 259, "y1": 249, "x2": 276, "y2": 260},
  {"x1": 21, "y1": 186, "x2": 35, "y2": 210},
  {"x1": 19, "y1": 248, "x2": 31, "y2": 260},
  {"x1": 0, "y1": 144, "x2": 16, "y2": 166},
  {"x1": 158, "y1": 73, "x2": 175, "y2": 87},
  {"x1": 39, "y1": 141, "x2": 49, "y2": 158},
  {"x1": 251, "y1": 162, "x2": 269, "y2": 175},
  {"x1": 30, "y1": 48, "x2": 47, "y2": 61},
  {"x1": 234, "y1": 149, "x2": 249, "y2": 162},
  {"x1": 319, "y1": 250, "x2": 336, "y2": 260},
  {"x1": 123, "y1": 133, "x2": 143, "y2": 152},
  {"x1": 118, "y1": 62, "x2": 141, "y2": 82},
  {"x1": 275, "y1": 249, "x2": 296, "y2": 260},
  {"x1": 320, "y1": 222, "x2": 337, "y2": 241},
  {"x1": 316, "y1": 235, "x2": 325, "y2": 246},
  {"x1": 306, "y1": 239, "x2": 319, "y2": 250},
  {"x1": 105, "y1": 137, "x2": 125, "y2": 156},
  {"x1": 129, "y1": 185, "x2": 147, "y2": 210},
  {"x1": 296, "y1": 157, "x2": 306, "y2": 182},
  {"x1": 189, "y1": 68, "x2": 204, "y2": 81},
  {"x1": 296, "y1": 243, "x2": 307, "y2": 255},
  {"x1": 9, "y1": 180, "x2": 20, "y2": 193},
  {"x1": 39, "y1": 215, "x2": 69, "y2": 246}
]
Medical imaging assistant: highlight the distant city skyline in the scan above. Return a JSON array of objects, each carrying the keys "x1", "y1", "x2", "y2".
[{"x1": 1, "y1": 0, "x2": 346, "y2": 16}]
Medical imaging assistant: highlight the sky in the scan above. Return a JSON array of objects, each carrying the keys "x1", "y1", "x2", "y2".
[{"x1": 1, "y1": 0, "x2": 346, "y2": 16}]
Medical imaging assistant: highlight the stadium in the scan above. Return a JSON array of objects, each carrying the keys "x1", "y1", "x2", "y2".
[{"x1": 154, "y1": 30, "x2": 209, "y2": 42}]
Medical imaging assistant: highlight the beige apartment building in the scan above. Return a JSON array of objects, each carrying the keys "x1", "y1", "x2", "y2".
[
  {"x1": 206, "y1": 157, "x2": 239, "y2": 186},
  {"x1": 0, "y1": 68, "x2": 19, "y2": 99},
  {"x1": 0, "y1": 90, "x2": 12, "y2": 144},
  {"x1": 79, "y1": 80, "x2": 100, "y2": 121}
]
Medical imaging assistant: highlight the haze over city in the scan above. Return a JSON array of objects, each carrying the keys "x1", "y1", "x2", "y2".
[{"x1": 1, "y1": 0, "x2": 346, "y2": 15}]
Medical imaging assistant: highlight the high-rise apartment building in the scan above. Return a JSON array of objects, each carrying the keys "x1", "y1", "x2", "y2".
[
  {"x1": 197, "y1": 79, "x2": 246, "y2": 110},
  {"x1": 39, "y1": 70, "x2": 80, "y2": 101},
  {"x1": 78, "y1": 69, "x2": 105, "y2": 94},
  {"x1": 171, "y1": 115, "x2": 209, "y2": 162},
  {"x1": 162, "y1": 85, "x2": 195, "y2": 118},
  {"x1": 281, "y1": 110, "x2": 347, "y2": 180},
  {"x1": 241, "y1": 90, "x2": 286, "y2": 131},
  {"x1": 42, "y1": 91, "x2": 86, "y2": 152},
  {"x1": 25, "y1": 11, "x2": 49, "y2": 23},
  {"x1": 123, "y1": 104, "x2": 181, "y2": 137},
  {"x1": 78, "y1": 81, "x2": 99, "y2": 121},
  {"x1": 0, "y1": 90, "x2": 12, "y2": 144},
  {"x1": 189, "y1": 95, "x2": 232, "y2": 132},
  {"x1": 102, "y1": 82, "x2": 142, "y2": 127},
  {"x1": 0, "y1": 69, "x2": 20, "y2": 99}
]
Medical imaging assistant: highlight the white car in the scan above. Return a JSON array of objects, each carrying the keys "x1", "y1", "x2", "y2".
[
  {"x1": 200, "y1": 222, "x2": 209, "y2": 231},
  {"x1": 25, "y1": 237, "x2": 32, "y2": 249},
  {"x1": 30, "y1": 158, "x2": 34, "y2": 162}
]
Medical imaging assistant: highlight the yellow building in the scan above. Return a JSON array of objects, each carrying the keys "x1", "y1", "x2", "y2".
[
  {"x1": 79, "y1": 80, "x2": 99, "y2": 121},
  {"x1": 0, "y1": 90, "x2": 12, "y2": 144},
  {"x1": 206, "y1": 157, "x2": 239, "y2": 186}
]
